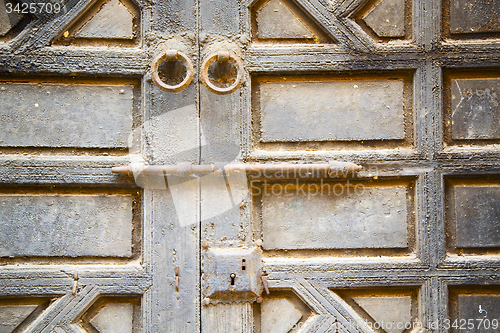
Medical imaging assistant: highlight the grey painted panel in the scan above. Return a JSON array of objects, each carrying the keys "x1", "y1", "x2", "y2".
[
  {"x1": 353, "y1": 296, "x2": 412, "y2": 333},
  {"x1": 259, "y1": 79, "x2": 405, "y2": 142},
  {"x1": 457, "y1": 295, "x2": 500, "y2": 331},
  {"x1": 450, "y1": 0, "x2": 500, "y2": 34},
  {"x1": 0, "y1": 83, "x2": 134, "y2": 148},
  {"x1": 0, "y1": 305, "x2": 37, "y2": 332},
  {"x1": 262, "y1": 185, "x2": 408, "y2": 249},
  {"x1": 363, "y1": 0, "x2": 405, "y2": 38},
  {"x1": 89, "y1": 303, "x2": 134, "y2": 333},
  {"x1": 0, "y1": 195, "x2": 133, "y2": 257},
  {"x1": 153, "y1": 0, "x2": 196, "y2": 33},
  {"x1": 256, "y1": 0, "x2": 314, "y2": 39},
  {"x1": 0, "y1": 0, "x2": 22, "y2": 36},
  {"x1": 454, "y1": 186, "x2": 500, "y2": 248},
  {"x1": 75, "y1": 0, "x2": 134, "y2": 39},
  {"x1": 148, "y1": 189, "x2": 199, "y2": 332},
  {"x1": 199, "y1": 0, "x2": 239, "y2": 35},
  {"x1": 451, "y1": 78, "x2": 500, "y2": 140}
]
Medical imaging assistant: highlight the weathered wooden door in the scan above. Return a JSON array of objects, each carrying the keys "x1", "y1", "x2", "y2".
[{"x1": 1, "y1": 0, "x2": 500, "y2": 331}]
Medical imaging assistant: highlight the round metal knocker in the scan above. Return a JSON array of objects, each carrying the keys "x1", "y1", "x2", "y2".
[
  {"x1": 201, "y1": 50, "x2": 244, "y2": 94},
  {"x1": 151, "y1": 49, "x2": 194, "y2": 92}
]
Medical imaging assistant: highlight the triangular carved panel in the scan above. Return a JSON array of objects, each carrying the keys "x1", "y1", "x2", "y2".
[
  {"x1": 55, "y1": 0, "x2": 139, "y2": 46},
  {"x1": 362, "y1": 0, "x2": 405, "y2": 38},
  {"x1": 261, "y1": 298, "x2": 303, "y2": 333},
  {"x1": 0, "y1": 0, "x2": 30, "y2": 41},
  {"x1": 0, "y1": 304, "x2": 38, "y2": 332},
  {"x1": 334, "y1": 287, "x2": 419, "y2": 333},
  {"x1": 78, "y1": 296, "x2": 141, "y2": 333},
  {"x1": 252, "y1": 0, "x2": 335, "y2": 43},
  {"x1": 353, "y1": 0, "x2": 409, "y2": 41},
  {"x1": 89, "y1": 303, "x2": 134, "y2": 333},
  {"x1": 353, "y1": 296, "x2": 412, "y2": 333},
  {"x1": 0, "y1": 0, "x2": 22, "y2": 37},
  {"x1": 75, "y1": 0, "x2": 134, "y2": 39},
  {"x1": 257, "y1": 0, "x2": 314, "y2": 39},
  {"x1": 259, "y1": 289, "x2": 313, "y2": 332}
]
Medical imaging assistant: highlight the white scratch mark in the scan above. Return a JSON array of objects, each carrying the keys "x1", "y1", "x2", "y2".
[{"x1": 452, "y1": 79, "x2": 465, "y2": 119}]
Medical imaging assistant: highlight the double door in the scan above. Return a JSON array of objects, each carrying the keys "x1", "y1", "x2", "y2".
[{"x1": 1, "y1": 0, "x2": 500, "y2": 331}]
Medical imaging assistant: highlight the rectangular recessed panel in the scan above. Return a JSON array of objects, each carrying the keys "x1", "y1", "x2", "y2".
[
  {"x1": 450, "y1": 0, "x2": 500, "y2": 34},
  {"x1": 451, "y1": 78, "x2": 500, "y2": 140},
  {"x1": 259, "y1": 79, "x2": 405, "y2": 142},
  {"x1": 454, "y1": 185, "x2": 500, "y2": 248},
  {"x1": 261, "y1": 185, "x2": 408, "y2": 250},
  {"x1": 0, "y1": 83, "x2": 134, "y2": 148},
  {"x1": 0, "y1": 195, "x2": 133, "y2": 257}
]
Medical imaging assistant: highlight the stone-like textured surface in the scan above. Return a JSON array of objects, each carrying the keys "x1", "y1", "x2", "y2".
[
  {"x1": 0, "y1": 83, "x2": 133, "y2": 148},
  {"x1": 202, "y1": 303, "x2": 254, "y2": 333},
  {"x1": 0, "y1": 305, "x2": 38, "y2": 333},
  {"x1": 261, "y1": 298, "x2": 302, "y2": 333},
  {"x1": 259, "y1": 79, "x2": 405, "y2": 142},
  {"x1": 0, "y1": 0, "x2": 22, "y2": 36},
  {"x1": 454, "y1": 185, "x2": 500, "y2": 248},
  {"x1": 89, "y1": 303, "x2": 133, "y2": 333},
  {"x1": 451, "y1": 78, "x2": 500, "y2": 140},
  {"x1": 450, "y1": 0, "x2": 500, "y2": 34},
  {"x1": 256, "y1": 0, "x2": 314, "y2": 39},
  {"x1": 363, "y1": 0, "x2": 405, "y2": 38},
  {"x1": 261, "y1": 185, "x2": 408, "y2": 249},
  {"x1": 457, "y1": 294, "x2": 500, "y2": 331},
  {"x1": 0, "y1": 195, "x2": 133, "y2": 257},
  {"x1": 76, "y1": 0, "x2": 134, "y2": 39},
  {"x1": 353, "y1": 296, "x2": 412, "y2": 333}
]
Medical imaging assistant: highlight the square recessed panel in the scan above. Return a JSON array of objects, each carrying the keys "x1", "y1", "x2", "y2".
[
  {"x1": 449, "y1": 287, "x2": 500, "y2": 333},
  {"x1": 454, "y1": 185, "x2": 500, "y2": 248},
  {"x1": 445, "y1": 178, "x2": 500, "y2": 255},
  {"x1": 451, "y1": 78, "x2": 500, "y2": 140}
]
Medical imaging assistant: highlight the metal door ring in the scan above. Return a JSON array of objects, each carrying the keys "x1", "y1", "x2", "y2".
[
  {"x1": 151, "y1": 50, "x2": 193, "y2": 92},
  {"x1": 201, "y1": 51, "x2": 244, "y2": 94}
]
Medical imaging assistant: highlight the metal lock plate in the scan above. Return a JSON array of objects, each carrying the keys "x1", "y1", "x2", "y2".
[{"x1": 202, "y1": 246, "x2": 263, "y2": 304}]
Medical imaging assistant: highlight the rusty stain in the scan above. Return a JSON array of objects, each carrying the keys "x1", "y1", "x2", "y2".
[
  {"x1": 72, "y1": 280, "x2": 77, "y2": 295},
  {"x1": 261, "y1": 275, "x2": 270, "y2": 295},
  {"x1": 175, "y1": 265, "x2": 179, "y2": 292}
]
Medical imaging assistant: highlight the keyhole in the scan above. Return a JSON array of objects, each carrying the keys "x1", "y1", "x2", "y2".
[
  {"x1": 230, "y1": 273, "x2": 236, "y2": 286},
  {"x1": 241, "y1": 259, "x2": 246, "y2": 271}
]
